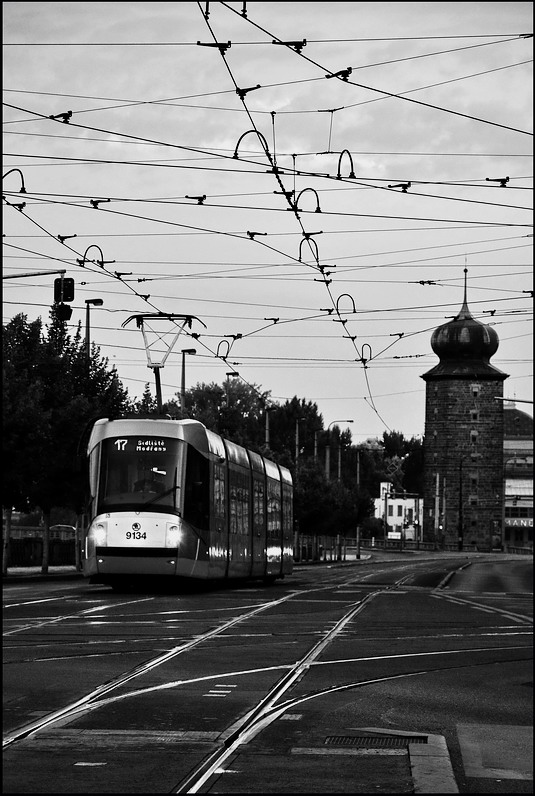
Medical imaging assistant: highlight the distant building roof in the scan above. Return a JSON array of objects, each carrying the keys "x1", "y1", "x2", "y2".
[{"x1": 504, "y1": 401, "x2": 534, "y2": 439}]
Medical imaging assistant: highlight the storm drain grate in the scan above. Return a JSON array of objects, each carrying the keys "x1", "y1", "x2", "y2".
[{"x1": 325, "y1": 735, "x2": 427, "y2": 748}]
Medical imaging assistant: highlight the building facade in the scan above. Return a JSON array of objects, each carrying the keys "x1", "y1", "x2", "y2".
[
  {"x1": 421, "y1": 271, "x2": 508, "y2": 550},
  {"x1": 374, "y1": 481, "x2": 424, "y2": 542},
  {"x1": 503, "y1": 401, "x2": 533, "y2": 550}
]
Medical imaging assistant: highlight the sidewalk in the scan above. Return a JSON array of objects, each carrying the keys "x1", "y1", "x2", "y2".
[
  {"x1": 1, "y1": 549, "x2": 434, "y2": 583},
  {"x1": 2, "y1": 548, "x2": 469, "y2": 583},
  {"x1": 2, "y1": 564, "x2": 84, "y2": 582}
]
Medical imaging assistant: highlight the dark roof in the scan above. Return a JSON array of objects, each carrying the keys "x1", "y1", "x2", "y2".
[
  {"x1": 422, "y1": 269, "x2": 508, "y2": 382},
  {"x1": 504, "y1": 403, "x2": 533, "y2": 439}
]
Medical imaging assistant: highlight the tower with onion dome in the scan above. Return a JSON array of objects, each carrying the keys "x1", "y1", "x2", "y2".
[{"x1": 421, "y1": 269, "x2": 508, "y2": 550}]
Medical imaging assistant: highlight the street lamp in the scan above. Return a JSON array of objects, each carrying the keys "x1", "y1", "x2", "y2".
[
  {"x1": 180, "y1": 348, "x2": 196, "y2": 416},
  {"x1": 225, "y1": 371, "x2": 239, "y2": 407},
  {"x1": 85, "y1": 298, "x2": 103, "y2": 372},
  {"x1": 458, "y1": 452, "x2": 482, "y2": 551},
  {"x1": 325, "y1": 420, "x2": 353, "y2": 479},
  {"x1": 264, "y1": 405, "x2": 276, "y2": 447}
]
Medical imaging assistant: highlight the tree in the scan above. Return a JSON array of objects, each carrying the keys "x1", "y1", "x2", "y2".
[
  {"x1": 183, "y1": 380, "x2": 271, "y2": 449},
  {"x1": 2, "y1": 314, "x2": 47, "y2": 574},
  {"x1": 134, "y1": 383, "x2": 158, "y2": 414},
  {"x1": 2, "y1": 308, "x2": 131, "y2": 573}
]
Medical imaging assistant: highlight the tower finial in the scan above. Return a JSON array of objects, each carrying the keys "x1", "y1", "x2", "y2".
[{"x1": 459, "y1": 265, "x2": 470, "y2": 317}]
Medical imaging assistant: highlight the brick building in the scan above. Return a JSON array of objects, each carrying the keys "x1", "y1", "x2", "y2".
[{"x1": 421, "y1": 270, "x2": 508, "y2": 550}]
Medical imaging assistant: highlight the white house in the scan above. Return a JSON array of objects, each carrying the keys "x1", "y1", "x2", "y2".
[{"x1": 374, "y1": 481, "x2": 423, "y2": 542}]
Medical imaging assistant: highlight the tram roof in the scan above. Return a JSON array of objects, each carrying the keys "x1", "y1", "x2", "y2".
[{"x1": 88, "y1": 418, "x2": 291, "y2": 484}]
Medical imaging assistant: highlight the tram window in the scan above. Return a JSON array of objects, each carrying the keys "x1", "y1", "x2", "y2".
[
  {"x1": 184, "y1": 446, "x2": 209, "y2": 528},
  {"x1": 213, "y1": 464, "x2": 225, "y2": 517},
  {"x1": 253, "y1": 481, "x2": 264, "y2": 528},
  {"x1": 229, "y1": 471, "x2": 249, "y2": 534}
]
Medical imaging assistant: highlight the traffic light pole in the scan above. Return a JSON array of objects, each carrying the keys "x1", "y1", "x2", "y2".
[{"x1": 3, "y1": 269, "x2": 67, "y2": 279}]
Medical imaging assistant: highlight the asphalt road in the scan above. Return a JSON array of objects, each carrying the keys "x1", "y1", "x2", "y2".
[{"x1": 2, "y1": 552, "x2": 533, "y2": 794}]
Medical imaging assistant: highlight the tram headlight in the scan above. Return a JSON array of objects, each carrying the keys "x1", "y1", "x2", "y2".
[
  {"x1": 93, "y1": 522, "x2": 108, "y2": 546},
  {"x1": 86, "y1": 521, "x2": 107, "y2": 557},
  {"x1": 165, "y1": 522, "x2": 182, "y2": 548}
]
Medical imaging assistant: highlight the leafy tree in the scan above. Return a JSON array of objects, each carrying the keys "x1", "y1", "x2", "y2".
[
  {"x1": 182, "y1": 379, "x2": 271, "y2": 449},
  {"x1": 2, "y1": 308, "x2": 131, "y2": 573},
  {"x1": 134, "y1": 383, "x2": 158, "y2": 414}
]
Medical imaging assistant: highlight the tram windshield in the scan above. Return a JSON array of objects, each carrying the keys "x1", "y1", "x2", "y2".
[{"x1": 97, "y1": 436, "x2": 183, "y2": 515}]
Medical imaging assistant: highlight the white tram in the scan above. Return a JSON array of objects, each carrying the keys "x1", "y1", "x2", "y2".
[{"x1": 82, "y1": 417, "x2": 293, "y2": 587}]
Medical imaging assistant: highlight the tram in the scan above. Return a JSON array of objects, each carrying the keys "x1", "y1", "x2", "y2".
[{"x1": 82, "y1": 417, "x2": 293, "y2": 587}]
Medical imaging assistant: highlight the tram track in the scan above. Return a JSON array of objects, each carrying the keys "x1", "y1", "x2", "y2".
[
  {"x1": 3, "y1": 571, "x2": 390, "y2": 750},
  {"x1": 170, "y1": 576, "x2": 532, "y2": 794},
  {"x1": 4, "y1": 573, "x2": 420, "y2": 778},
  {"x1": 0, "y1": 559, "x2": 492, "y2": 751},
  {"x1": 2, "y1": 588, "x2": 305, "y2": 749},
  {"x1": 4, "y1": 558, "x2": 531, "y2": 795}
]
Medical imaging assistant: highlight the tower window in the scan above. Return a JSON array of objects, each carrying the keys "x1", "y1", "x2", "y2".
[
  {"x1": 471, "y1": 384, "x2": 480, "y2": 398},
  {"x1": 470, "y1": 430, "x2": 478, "y2": 444},
  {"x1": 470, "y1": 410, "x2": 479, "y2": 422}
]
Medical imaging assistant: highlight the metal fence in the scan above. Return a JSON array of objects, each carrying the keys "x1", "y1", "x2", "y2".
[{"x1": 7, "y1": 538, "x2": 76, "y2": 567}]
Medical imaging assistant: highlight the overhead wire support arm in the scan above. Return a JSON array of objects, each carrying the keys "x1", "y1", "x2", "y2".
[
  {"x1": 325, "y1": 67, "x2": 352, "y2": 81},
  {"x1": 48, "y1": 110, "x2": 72, "y2": 123},
  {"x1": 236, "y1": 84, "x2": 261, "y2": 100},
  {"x1": 272, "y1": 39, "x2": 307, "y2": 54},
  {"x1": 197, "y1": 40, "x2": 231, "y2": 54},
  {"x1": 388, "y1": 182, "x2": 412, "y2": 192},
  {"x1": 485, "y1": 176, "x2": 510, "y2": 187}
]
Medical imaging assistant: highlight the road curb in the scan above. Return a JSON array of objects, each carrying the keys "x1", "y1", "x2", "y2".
[{"x1": 410, "y1": 733, "x2": 459, "y2": 793}]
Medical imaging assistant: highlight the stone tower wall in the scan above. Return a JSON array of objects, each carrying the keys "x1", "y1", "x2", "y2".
[{"x1": 423, "y1": 376, "x2": 504, "y2": 549}]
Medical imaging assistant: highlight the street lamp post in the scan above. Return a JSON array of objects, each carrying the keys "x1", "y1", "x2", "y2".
[
  {"x1": 325, "y1": 420, "x2": 353, "y2": 480},
  {"x1": 295, "y1": 417, "x2": 305, "y2": 467},
  {"x1": 85, "y1": 298, "x2": 103, "y2": 374},
  {"x1": 264, "y1": 406, "x2": 275, "y2": 447},
  {"x1": 180, "y1": 348, "x2": 196, "y2": 416}
]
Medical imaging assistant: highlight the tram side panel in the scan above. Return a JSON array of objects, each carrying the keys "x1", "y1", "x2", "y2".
[
  {"x1": 281, "y1": 468, "x2": 294, "y2": 575},
  {"x1": 223, "y1": 438, "x2": 253, "y2": 579}
]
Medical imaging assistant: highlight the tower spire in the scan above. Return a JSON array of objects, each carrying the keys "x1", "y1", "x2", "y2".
[{"x1": 459, "y1": 266, "x2": 470, "y2": 318}]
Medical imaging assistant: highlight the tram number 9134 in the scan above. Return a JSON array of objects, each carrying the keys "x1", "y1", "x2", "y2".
[{"x1": 126, "y1": 531, "x2": 147, "y2": 540}]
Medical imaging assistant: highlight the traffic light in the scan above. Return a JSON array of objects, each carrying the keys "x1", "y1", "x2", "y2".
[
  {"x1": 54, "y1": 277, "x2": 75, "y2": 302},
  {"x1": 56, "y1": 303, "x2": 72, "y2": 321}
]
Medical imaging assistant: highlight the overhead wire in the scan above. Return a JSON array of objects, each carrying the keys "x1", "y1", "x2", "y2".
[{"x1": 3, "y1": 7, "x2": 532, "y2": 424}]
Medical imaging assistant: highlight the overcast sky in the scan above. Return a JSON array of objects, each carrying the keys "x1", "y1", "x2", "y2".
[{"x1": 3, "y1": 2, "x2": 533, "y2": 441}]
